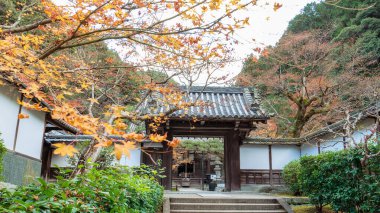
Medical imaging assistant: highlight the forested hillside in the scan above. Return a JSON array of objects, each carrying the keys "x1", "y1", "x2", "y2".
[{"x1": 237, "y1": 0, "x2": 379, "y2": 137}]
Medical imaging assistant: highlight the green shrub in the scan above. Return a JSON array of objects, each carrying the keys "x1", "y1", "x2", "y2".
[
  {"x1": 0, "y1": 133, "x2": 6, "y2": 180},
  {"x1": 283, "y1": 159, "x2": 302, "y2": 195},
  {"x1": 0, "y1": 166, "x2": 164, "y2": 212},
  {"x1": 299, "y1": 143, "x2": 380, "y2": 213},
  {"x1": 132, "y1": 161, "x2": 166, "y2": 180},
  {"x1": 299, "y1": 153, "x2": 334, "y2": 212},
  {"x1": 321, "y1": 145, "x2": 379, "y2": 213}
]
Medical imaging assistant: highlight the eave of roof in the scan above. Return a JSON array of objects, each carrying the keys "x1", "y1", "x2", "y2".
[
  {"x1": 148, "y1": 86, "x2": 269, "y2": 121},
  {"x1": 303, "y1": 101, "x2": 380, "y2": 140},
  {"x1": 243, "y1": 137, "x2": 304, "y2": 145},
  {"x1": 44, "y1": 134, "x2": 150, "y2": 144},
  {"x1": 244, "y1": 101, "x2": 379, "y2": 145}
]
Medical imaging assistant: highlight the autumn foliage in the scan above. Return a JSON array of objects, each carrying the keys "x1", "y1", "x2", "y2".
[{"x1": 0, "y1": 0, "x2": 269, "y2": 168}]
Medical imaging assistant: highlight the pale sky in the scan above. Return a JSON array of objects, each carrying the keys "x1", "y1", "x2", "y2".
[
  {"x1": 190, "y1": 0, "x2": 317, "y2": 86},
  {"x1": 53, "y1": 0, "x2": 316, "y2": 85}
]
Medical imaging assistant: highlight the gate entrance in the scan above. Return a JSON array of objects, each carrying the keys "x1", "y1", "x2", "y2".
[
  {"x1": 143, "y1": 87, "x2": 269, "y2": 191},
  {"x1": 172, "y1": 137, "x2": 224, "y2": 191}
]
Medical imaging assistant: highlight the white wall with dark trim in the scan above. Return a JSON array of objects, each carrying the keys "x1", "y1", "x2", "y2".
[
  {"x1": 0, "y1": 86, "x2": 21, "y2": 149},
  {"x1": 272, "y1": 145, "x2": 300, "y2": 169},
  {"x1": 50, "y1": 143, "x2": 142, "y2": 168},
  {"x1": 0, "y1": 86, "x2": 46, "y2": 160},
  {"x1": 15, "y1": 107, "x2": 46, "y2": 160},
  {"x1": 240, "y1": 144, "x2": 269, "y2": 169}
]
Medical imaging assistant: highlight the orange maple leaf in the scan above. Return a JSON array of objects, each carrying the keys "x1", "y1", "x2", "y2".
[
  {"x1": 114, "y1": 142, "x2": 136, "y2": 160},
  {"x1": 18, "y1": 113, "x2": 29, "y2": 119},
  {"x1": 273, "y1": 3, "x2": 283, "y2": 11},
  {"x1": 149, "y1": 133, "x2": 168, "y2": 143},
  {"x1": 87, "y1": 98, "x2": 99, "y2": 104},
  {"x1": 123, "y1": 132, "x2": 137, "y2": 140},
  {"x1": 53, "y1": 143, "x2": 78, "y2": 157},
  {"x1": 94, "y1": 139, "x2": 113, "y2": 148},
  {"x1": 133, "y1": 133, "x2": 145, "y2": 142},
  {"x1": 261, "y1": 49, "x2": 269, "y2": 57},
  {"x1": 168, "y1": 138, "x2": 181, "y2": 148}
]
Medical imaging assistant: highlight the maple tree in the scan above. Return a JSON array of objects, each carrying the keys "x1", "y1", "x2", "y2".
[
  {"x1": 238, "y1": 0, "x2": 379, "y2": 138},
  {"x1": 239, "y1": 31, "x2": 338, "y2": 137},
  {"x1": 0, "y1": 0, "x2": 279, "y2": 175}
]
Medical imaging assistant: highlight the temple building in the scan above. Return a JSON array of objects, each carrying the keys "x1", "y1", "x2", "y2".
[{"x1": 1, "y1": 85, "x2": 378, "y2": 191}]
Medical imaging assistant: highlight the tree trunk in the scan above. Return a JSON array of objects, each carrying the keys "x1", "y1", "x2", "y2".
[
  {"x1": 291, "y1": 103, "x2": 307, "y2": 138},
  {"x1": 315, "y1": 204, "x2": 323, "y2": 213},
  {"x1": 291, "y1": 119, "x2": 305, "y2": 138},
  {"x1": 70, "y1": 115, "x2": 116, "y2": 177},
  {"x1": 69, "y1": 139, "x2": 98, "y2": 178}
]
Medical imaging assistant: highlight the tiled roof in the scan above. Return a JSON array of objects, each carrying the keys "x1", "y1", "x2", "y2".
[
  {"x1": 244, "y1": 101, "x2": 379, "y2": 144},
  {"x1": 149, "y1": 86, "x2": 269, "y2": 120},
  {"x1": 302, "y1": 101, "x2": 380, "y2": 140},
  {"x1": 44, "y1": 133, "x2": 150, "y2": 143}
]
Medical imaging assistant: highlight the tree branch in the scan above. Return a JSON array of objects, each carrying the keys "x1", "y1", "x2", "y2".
[{"x1": 1, "y1": 19, "x2": 52, "y2": 34}]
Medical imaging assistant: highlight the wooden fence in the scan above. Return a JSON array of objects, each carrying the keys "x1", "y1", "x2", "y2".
[{"x1": 240, "y1": 169, "x2": 284, "y2": 185}]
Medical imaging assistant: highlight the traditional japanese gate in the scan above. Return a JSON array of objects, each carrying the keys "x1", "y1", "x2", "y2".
[{"x1": 143, "y1": 87, "x2": 268, "y2": 191}]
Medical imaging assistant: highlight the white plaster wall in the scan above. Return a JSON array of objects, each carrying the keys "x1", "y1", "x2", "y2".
[
  {"x1": 320, "y1": 140, "x2": 345, "y2": 152},
  {"x1": 311, "y1": 118, "x2": 376, "y2": 154},
  {"x1": 15, "y1": 107, "x2": 46, "y2": 159},
  {"x1": 272, "y1": 145, "x2": 300, "y2": 169},
  {"x1": 51, "y1": 155, "x2": 71, "y2": 167},
  {"x1": 300, "y1": 143, "x2": 319, "y2": 156},
  {"x1": 240, "y1": 144, "x2": 269, "y2": 169},
  {"x1": 0, "y1": 86, "x2": 21, "y2": 149},
  {"x1": 51, "y1": 144, "x2": 142, "y2": 167},
  {"x1": 117, "y1": 148, "x2": 141, "y2": 167},
  {"x1": 351, "y1": 122, "x2": 376, "y2": 143}
]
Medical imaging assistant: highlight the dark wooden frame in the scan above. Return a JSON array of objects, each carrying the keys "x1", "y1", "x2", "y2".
[{"x1": 143, "y1": 119, "x2": 265, "y2": 191}]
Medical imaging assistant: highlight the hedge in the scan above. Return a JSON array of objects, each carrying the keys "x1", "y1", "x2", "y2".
[
  {"x1": 0, "y1": 133, "x2": 6, "y2": 180},
  {"x1": 282, "y1": 159, "x2": 302, "y2": 195},
  {"x1": 0, "y1": 166, "x2": 164, "y2": 212},
  {"x1": 283, "y1": 143, "x2": 380, "y2": 213}
]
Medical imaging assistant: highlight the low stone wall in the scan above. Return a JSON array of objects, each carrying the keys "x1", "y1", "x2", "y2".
[
  {"x1": 2, "y1": 151, "x2": 41, "y2": 185},
  {"x1": 283, "y1": 197, "x2": 310, "y2": 205}
]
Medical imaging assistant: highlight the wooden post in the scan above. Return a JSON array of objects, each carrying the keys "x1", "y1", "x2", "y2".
[
  {"x1": 224, "y1": 134, "x2": 231, "y2": 191},
  {"x1": 376, "y1": 116, "x2": 380, "y2": 142},
  {"x1": 317, "y1": 141, "x2": 321, "y2": 154},
  {"x1": 269, "y1": 145, "x2": 273, "y2": 186},
  {"x1": 227, "y1": 132, "x2": 241, "y2": 191},
  {"x1": 201, "y1": 151, "x2": 204, "y2": 191},
  {"x1": 343, "y1": 136, "x2": 347, "y2": 149},
  {"x1": 162, "y1": 131, "x2": 173, "y2": 190}
]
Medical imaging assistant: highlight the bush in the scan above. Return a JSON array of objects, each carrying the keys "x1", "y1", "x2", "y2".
[
  {"x1": 299, "y1": 153, "x2": 334, "y2": 212},
  {"x1": 282, "y1": 159, "x2": 302, "y2": 195},
  {"x1": 0, "y1": 166, "x2": 164, "y2": 212},
  {"x1": 0, "y1": 133, "x2": 6, "y2": 180},
  {"x1": 297, "y1": 143, "x2": 380, "y2": 213}
]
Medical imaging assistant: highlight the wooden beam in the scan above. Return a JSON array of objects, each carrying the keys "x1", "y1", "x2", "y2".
[
  {"x1": 269, "y1": 145, "x2": 273, "y2": 186},
  {"x1": 244, "y1": 141, "x2": 301, "y2": 145},
  {"x1": 234, "y1": 121, "x2": 240, "y2": 131},
  {"x1": 172, "y1": 131, "x2": 227, "y2": 137}
]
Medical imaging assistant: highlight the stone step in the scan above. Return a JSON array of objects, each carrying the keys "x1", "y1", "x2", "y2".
[
  {"x1": 170, "y1": 210, "x2": 287, "y2": 213},
  {"x1": 170, "y1": 198, "x2": 278, "y2": 204},
  {"x1": 170, "y1": 203, "x2": 283, "y2": 211}
]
